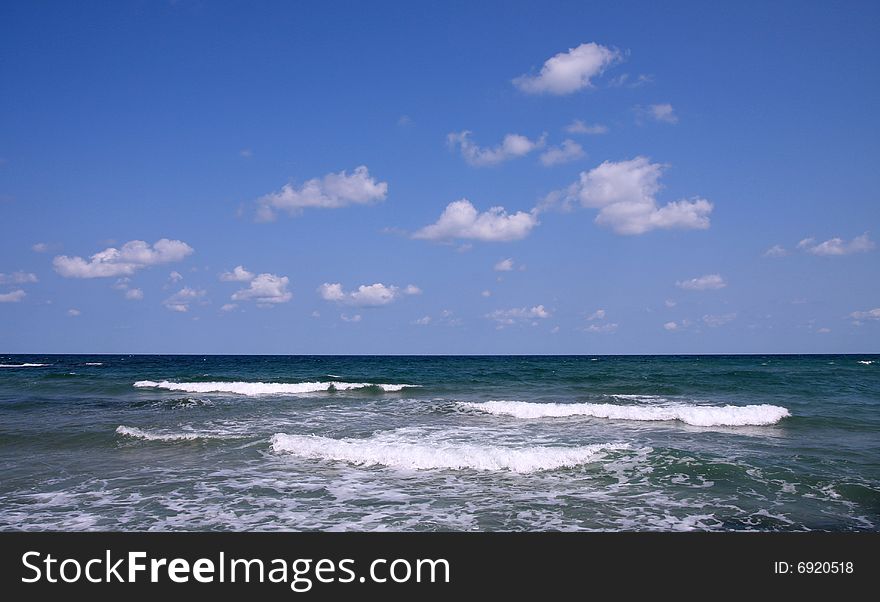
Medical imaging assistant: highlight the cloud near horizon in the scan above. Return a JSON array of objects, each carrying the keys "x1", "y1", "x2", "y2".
[{"x1": 318, "y1": 282, "x2": 421, "y2": 307}]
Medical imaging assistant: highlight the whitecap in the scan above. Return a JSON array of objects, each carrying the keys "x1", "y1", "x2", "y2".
[
  {"x1": 0, "y1": 363, "x2": 49, "y2": 368},
  {"x1": 462, "y1": 400, "x2": 791, "y2": 427},
  {"x1": 133, "y1": 380, "x2": 419, "y2": 395},
  {"x1": 115, "y1": 425, "x2": 235, "y2": 442}
]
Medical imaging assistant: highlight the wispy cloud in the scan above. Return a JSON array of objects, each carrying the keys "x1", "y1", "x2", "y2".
[
  {"x1": 0, "y1": 271, "x2": 37, "y2": 284},
  {"x1": 0, "y1": 289, "x2": 26, "y2": 303},
  {"x1": 318, "y1": 282, "x2": 420, "y2": 307},
  {"x1": 564, "y1": 120, "x2": 608, "y2": 135},
  {"x1": 797, "y1": 234, "x2": 874, "y2": 256},
  {"x1": 163, "y1": 287, "x2": 206, "y2": 313},
  {"x1": 53, "y1": 239, "x2": 193, "y2": 279},
  {"x1": 447, "y1": 131, "x2": 545, "y2": 167},
  {"x1": 676, "y1": 274, "x2": 726, "y2": 291},
  {"x1": 540, "y1": 139, "x2": 585, "y2": 166},
  {"x1": 486, "y1": 305, "x2": 550, "y2": 327}
]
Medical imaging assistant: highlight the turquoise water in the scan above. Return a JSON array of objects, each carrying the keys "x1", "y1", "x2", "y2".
[{"x1": 0, "y1": 354, "x2": 878, "y2": 531}]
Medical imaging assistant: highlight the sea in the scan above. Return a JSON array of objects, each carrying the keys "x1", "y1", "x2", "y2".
[{"x1": 0, "y1": 354, "x2": 877, "y2": 531}]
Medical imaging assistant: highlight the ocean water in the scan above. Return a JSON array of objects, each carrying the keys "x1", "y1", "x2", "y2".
[{"x1": 0, "y1": 354, "x2": 878, "y2": 531}]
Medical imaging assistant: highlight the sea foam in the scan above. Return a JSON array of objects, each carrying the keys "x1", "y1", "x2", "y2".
[
  {"x1": 462, "y1": 401, "x2": 791, "y2": 427},
  {"x1": 116, "y1": 425, "x2": 215, "y2": 441},
  {"x1": 133, "y1": 380, "x2": 418, "y2": 395},
  {"x1": 270, "y1": 432, "x2": 627, "y2": 473}
]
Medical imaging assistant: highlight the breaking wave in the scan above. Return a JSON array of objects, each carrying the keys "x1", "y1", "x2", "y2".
[{"x1": 133, "y1": 380, "x2": 419, "y2": 396}]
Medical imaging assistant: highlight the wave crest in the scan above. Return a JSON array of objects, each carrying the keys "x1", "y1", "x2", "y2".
[
  {"x1": 270, "y1": 432, "x2": 627, "y2": 473},
  {"x1": 461, "y1": 401, "x2": 790, "y2": 427},
  {"x1": 133, "y1": 380, "x2": 418, "y2": 395}
]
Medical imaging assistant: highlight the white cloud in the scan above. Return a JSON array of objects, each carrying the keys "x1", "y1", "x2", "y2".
[
  {"x1": 67, "y1": 308, "x2": 80, "y2": 317},
  {"x1": 447, "y1": 131, "x2": 545, "y2": 167},
  {"x1": 481, "y1": 290, "x2": 492, "y2": 297},
  {"x1": 850, "y1": 308, "x2": 880, "y2": 321},
  {"x1": 797, "y1": 234, "x2": 874, "y2": 256},
  {"x1": 586, "y1": 322, "x2": 618, "y2": 333},
  {"x1": 163, "y1": 287, "x2": 206, "y2": 313},
  {"x1": 231, "y1": 273, "x2": 292, "y2": 305},
  {"x1": 610, "y1": 73, "x2": 654, "y2": 88},
  {"x1": 764, "y1": 245, "x2": 788, "y2": 258},
  {"x1": 816, "y1": 327, "x2": 831, "y2": 334},
  {"x1": 513, "y1": 42, "x2": 620, "y2": 95},
  {"x1": 486, "y1": 305, "x2": 550, "y2": 327},
  {"x1": 587, "y1": 309, "x2": 606, "y2": 321},
  {"x1": 220, "y1": 303, "x2": 238, "y2": 312},
  {"x1": 540, "y1": 139, "x2": 585, "y2": 166},
  {"x1": 494, "y1": 258, "x2": 514, "y2": 272},
  {"x1": 397, "y1": 115, "x2": 413, "y2": 127},
  {"x1": 341, "y1": 313, "x2": 362, "y2": 323},
  {"x1": 318, "y1": 282, "x2": 417, "y2": 307},
  {"x1": 665, "y1": 299, "x2": 677, "y2": 308},
  {"x1": 220, "y1": 265, "x2": 255, "y2": 282},
  {"x1": 169, "y1": 271, "x2": 184, "y2": 283},
  {"x1": 32, "y1": 243, "x2": 49, "y2": 253},
  {"x1": 255, "y1": 166, "x2": 388, "y2": 221},
  {"x1": 0, "y1": 289, "x2": 26, "y2": 303},
  {"x1": 565, "y1": 120, "x2": 608, "y2": 135},
  {"x1": 644, "y1": 103, "x2": 678, "y2": 124},
  {"x1": 414, "y1": 316, "x2": 432, "y2": 326},
  {"x1": 702, "y1": 313, "x2": 736, "y2": 327},
  {"x1": 0, "y1": 271, "x2": 38, "y2": 284},
  {"x1": 677, "y1": 274, "x2": 726, "y2": 291},
  {"x1": 413, "y1": 199, "x2": 539, "y2": 242},
  {"x1": 545, "y1": 157, "x2": 712, "y2": 235},
  {"x1": 239, "y1": 148, "x2": 253, "y2": 158},
  {"x1": 125, "y1": 288, "x2": 144, "y2": 301},
  {"x1": 53, "y1": 239, "x2": 193, "y2": 279},
  {"x1": 663, "y1": 321, "x2": 678, "y2": 331}
]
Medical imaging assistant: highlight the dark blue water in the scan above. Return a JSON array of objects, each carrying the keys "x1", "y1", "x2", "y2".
[{"x1": 1, "y1": 354, "x2": 878, "y2": 530}]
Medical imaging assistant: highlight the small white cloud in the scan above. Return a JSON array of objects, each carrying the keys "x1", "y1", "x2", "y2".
[
  {"x1": 586, "y1": 322, "x2": 618, "y2": 333},
  {"x1": 677, "y1": 274, "x2": 726, "y2": 291},
  {"x1": 67, "y1": 308, "x2": 80, "y2": 316},
  {"x1": 486, "y1": 305, "x2": 550, "y2": 327},
  {"x1": 32, "y1": 243, "x2": 49, "y2": 253},
  {"x1": 587, "y1": 309, "x2": 606, "y2": 321},
  {"x1": 231, "y1": 273, "x2": 292, "y2": 305},
  {"x1": 551, "y1": 326, "x2": 560, "y2": 333},
  {"x1": 764, "y1": 245, "x2": 789, "y2": 258},
  {"x1": 318, "y1": 282, "x2": 415, "y2": 307},
  {"x1": 413, "y1": 199, "x2": 539, "y2": 242},
  {"x1": 663, "y1": 321, "x2": 678, "y2": 331},
  {"x1": 513, "y1": 42, "x2": 620, "y2": 95},
  {"x1": 0, "y1": 271, "x2": 38, "y2": 284},
  {"x1": 0, "y1": 289, "x2": 26, "y2": 303},
  {"x1": 702, "y1": 313, "x2": 736, "y2": 327},
  {"x1": 641, "y1": 103, "x2": 678, "y2": 124},
  {"x1": 53, "y1": 239, "x2": 193, "y2": 279},
  {"x1": 816, "y1": 327, "x2": 832, "y2": 334},
  {"x1": 850, "y1": 308, "x2": 880, "y2": 321},
  {"x1": 220, "y1": 303, "x2": 238, "y2": 312},
  {"x1": 397, "y1": 115, "x2": 413, "y2": 127},
  {"x1": 494, "y1": 258, "x2": 514, "y2": 272},
  {"x1": 797, "y1": 234, "x2": 874, "y2": 256},
  {"x1": 169, "y1": 271, "x2": 183, "y2": 282},
  {"x1": 665, "y1": 299, "x2": 677, "y2": 308},
  {"x1": 310, "y1": 310, "x2": 320, "y2": 318},
  {"x1": 481, "y1": 290, "x2": 492, "y2": 297},
  {"x1": 240, "y1": 148, "x2": 253, "y2": 158},
  {"x1": 543, "y1": 157, "x2": 712, "y2": 235},
  {"x1": 565, "y1": 120, "x2": 608, "y2": 135},
  {"x1": 255, "y1": 166, "x2": 388, "y2": 221},
  {"x1": 163, "y1": 287, "x2": 206, "y2": 313},
  {"x1": 610, "y1": 73, "x2": 654, "y2": 88},
  {"x1": 341, "y1": 313, "x2": 362, "y2": 323},
  {"x1": 447, "y1": 131, "x2": 545, "y2": 167},
  {"x1": 220, "y1": 265, "x2": 255, "y2": 282},
  {"x1": 414, "y1": 316, "x2": 432, "y2": 326},
  {"x1": 125, "y1": 288, "x2": 144, "y2": 301},
  {"x1": 540, "y1": 139, "x2": 585, "y2": 166}
]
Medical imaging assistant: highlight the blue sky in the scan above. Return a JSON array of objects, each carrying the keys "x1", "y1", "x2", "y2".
[{"x1": 1, "y1": 0, "x2": 878, "y2": 354}]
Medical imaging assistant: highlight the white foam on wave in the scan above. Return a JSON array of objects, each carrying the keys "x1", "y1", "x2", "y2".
[
  {"x1": 270, "y1": 431, "x2": 627, "y2": 473},
  {"x1": 116, "y1": 425, "x2": 234, "y2": 441},
  {"x1": 857, "y1": 360, "x2": 874, "y2": 365},
  {"x1": 85, "y1": 362, "x2": 104, "y2": 366},
  {"x1": 462, "y1": 401, "x2": 791, "y2": 427},
  {"x1": 133, "y1": 380, "x2": 418, "y2": 395},
  {"x1": 0, "y1": 363, "x2": 49, "y2": 368}
]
